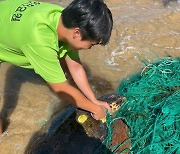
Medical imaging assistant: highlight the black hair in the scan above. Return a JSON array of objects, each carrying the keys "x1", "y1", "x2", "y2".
[{"x1": 61, "y1": 0, "x2": 113, "y2": 45}]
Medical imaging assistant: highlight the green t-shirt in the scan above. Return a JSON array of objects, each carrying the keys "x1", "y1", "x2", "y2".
[{"x1": 0, "y1": 0, "x2": 79, "y2": 83}]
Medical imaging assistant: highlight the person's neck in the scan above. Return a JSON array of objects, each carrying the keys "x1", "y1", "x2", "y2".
[{"x1": 57, "y1": 17, "x2": 67, "y2": 42}]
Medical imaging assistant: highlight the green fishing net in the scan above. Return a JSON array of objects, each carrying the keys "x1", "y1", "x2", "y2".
[{"x1": 104, "y1": 57, "x2": 180, "y2": 153}]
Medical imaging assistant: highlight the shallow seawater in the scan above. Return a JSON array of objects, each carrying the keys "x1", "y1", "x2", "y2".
[
  {"x1": 0, "y1": 0, "x2": 179, "y2": 153},
  {"x1": 80, "y1": 0, "x2": 180, "y2": 94}
]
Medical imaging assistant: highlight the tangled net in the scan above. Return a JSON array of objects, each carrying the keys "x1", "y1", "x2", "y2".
[{"x1": 104, "y1": 57, "x2": 180, "y2": 153}]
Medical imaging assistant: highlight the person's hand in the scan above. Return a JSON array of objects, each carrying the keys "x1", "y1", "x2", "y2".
[
  {"x1": 91, "y1": 105, "x2": 107, "y2": 120},
  {"x1": 92, "y1": 100, "x2": 111, "y2": 111}
]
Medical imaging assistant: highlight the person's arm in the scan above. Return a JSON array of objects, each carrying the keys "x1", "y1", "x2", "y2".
[
  {"x1": 65, "y1": 57, "x2": 110, "y2": 110},
  {"x1": 48, "y1": 81, "x2": 106, "y2": 120}
]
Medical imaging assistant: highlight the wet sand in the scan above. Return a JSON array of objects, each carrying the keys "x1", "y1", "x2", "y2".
[{"x1": 0, "y1": 0, "x2": 180, "y2": 153}]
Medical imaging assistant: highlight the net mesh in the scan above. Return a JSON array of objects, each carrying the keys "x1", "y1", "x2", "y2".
[{"x1": 103, "y1": 57, "x2": 180, "y2": 153}]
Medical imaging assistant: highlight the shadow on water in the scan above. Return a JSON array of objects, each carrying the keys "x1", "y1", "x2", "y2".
[
  {"x1": 0, "y1": 65, "x2": 47, "y2": 132},
  {"x1": 0, "y1": 61, "x2": 114, "y2": 153},
  {"x1": 23, "y1": 61, "x2": 114, "y2": 153},
  {"x1": 162, "y1": 0, "x2": 179, "y2": 6},
  {"x1": 25, "y1": 106, "x2": 113, "y2": 154}
]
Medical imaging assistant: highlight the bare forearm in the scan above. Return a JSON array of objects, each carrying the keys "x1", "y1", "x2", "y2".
[
  {"x1": 48, "y1": 82, "x2": 99, "y2": 114},
  {"x1": 64, "y1": 58, "x2": 110, "y2": 114},
  {"x1": 65, "y1": 58, "x2": 97, "y2": 101},
  {"x1": 67, "y1": 63, "x2": 96, "y2": 101}
]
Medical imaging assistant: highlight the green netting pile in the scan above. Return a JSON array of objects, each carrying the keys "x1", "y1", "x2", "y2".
[{"x1": 104, "y1": 57, "x2": 180, "y2": 153}]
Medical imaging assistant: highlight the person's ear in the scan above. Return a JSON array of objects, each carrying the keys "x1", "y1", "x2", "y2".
[{"x1": 73, "y1": 28, "x2": 82, "y2": 40}]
